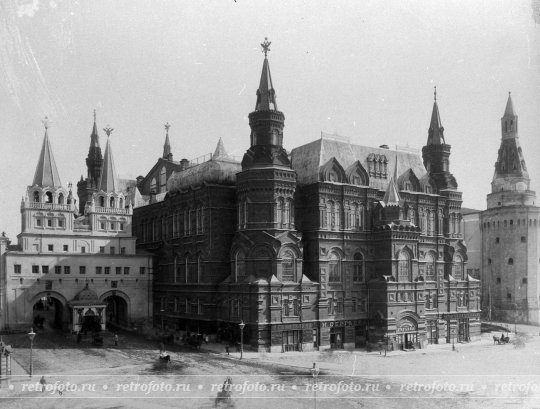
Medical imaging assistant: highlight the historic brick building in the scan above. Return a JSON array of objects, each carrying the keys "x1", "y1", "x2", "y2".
[
  {"x1": 463, "y1": 94, "x2": 540, "y2": 324},
  {"x1": 133, "y1": 41, "x2": 480, "y2": 352}
]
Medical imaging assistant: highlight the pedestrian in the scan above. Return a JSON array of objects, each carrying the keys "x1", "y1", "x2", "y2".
[
  {"x1": 159, "y1": 341, "x2": 165, "y2": 354},
  {"x1": 114, "y1": 333, "x2": 118, "y2": 346},
  {"x1": 40, "y1": 375, "x2": 47, "y2": 393},
  {"x1": 77, "y1": 331, "x2": 82, "y2": 344},
  {"x1": 205, "y1": 334, "x2": 209, "y2": 345},
  {"x1": 225, "y1": 345, "x2": 229, "y2": 356}
]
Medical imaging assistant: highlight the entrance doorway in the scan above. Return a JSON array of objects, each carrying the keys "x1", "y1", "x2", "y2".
[
  {"x1": 32, "y1": 296, "x2": 64, "y2": 330},
  {"x1": 396, "y1": 333, "x2": 418, "y2": 350},
  {"x1": 82, "y1": 309, "x2": 101, "y2": 333},
  {"x1": 458, "y1": 319, "x2": 469, "y2": 342},
  {"x1": 104, "y1": 295, "x2": 128, "y2": 327},
  {"x1": 282, "y1": 330, "x2": 301, "y2": 352},
  {"x1": 330, "y1": 327, "x2": 344, "y2": 349}
]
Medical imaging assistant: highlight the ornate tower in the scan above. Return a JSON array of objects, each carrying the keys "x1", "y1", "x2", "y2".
[
  {"x1": 233, "y1": 38, "x2": 302, "y2": 281},
  {"x1": 20, "y1": 118, "x2": 75, "y2": 241},
  {"x1": 487, "y1": 92, "x2": 536, "y2": 208},
  {"x1": 422, "y1": 88, "x2": 457, "y2": 191},
  {"x1": 77, "y1": 111, "x2": 104, "y2": 214}
]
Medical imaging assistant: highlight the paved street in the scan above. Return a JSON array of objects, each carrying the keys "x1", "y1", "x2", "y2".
[{"x1": 0, "y1": 324, "x2": 540, "y2": 408}]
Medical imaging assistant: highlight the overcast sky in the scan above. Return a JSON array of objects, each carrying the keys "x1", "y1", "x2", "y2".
[{"x1": 1, "y1": 0, "x2": 539, "y2": 239}]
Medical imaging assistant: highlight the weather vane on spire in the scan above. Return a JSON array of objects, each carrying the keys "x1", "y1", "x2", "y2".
[
  {"x1": 261, "y1": 37, "x2": 271, "y2": 57},
  {"x1": 103, "y1": 126, "x2": 114, "y2": 137},
  {"x1": 434, "y1": 86, "x2": 437, "y2": 102},
  {"x1": 42, "y1": 116, "x2": 50, "y2": 130},
  {"x1": 93, "y1": 109, "x2": 97, "y2": 122},
  {"x1": 164, "y1": 122, "x2": 171, "y2": 133}
]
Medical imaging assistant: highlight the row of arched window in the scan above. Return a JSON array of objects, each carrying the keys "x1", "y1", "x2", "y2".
[
  {"x1": 397, "y1": 251, "x2": 465, "y2": 281},
  {"x1": 96, "y1": 195, "x2": 125, "y2": 209},
  {"x1": 320, "y1": 201, "x2": 365, "y2": 231},
  {"x1": 32, "y1": 190, "x2": 71, "y2": 205},
  {"x1": 137, "y1": 207, "x2": 205, "y2": 242}
]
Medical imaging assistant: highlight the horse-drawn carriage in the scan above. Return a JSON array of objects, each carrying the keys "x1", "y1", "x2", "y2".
[{"x1": 493, "y1": 334, "x2": 510, "y2": 344}]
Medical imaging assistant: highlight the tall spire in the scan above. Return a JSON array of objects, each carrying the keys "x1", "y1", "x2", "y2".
[
  {"x1": 98, "y1": 126, "x2": 118, "y2": 193},
  {"x1": 163, "y1": 122, "x2": 172, "y2": 160},
  {"x1": 33, "y1": 117, "x2": 62, "y2": 187},
  {"x1": 242, "y1": 38, "x2": 289, "y2": 169},
  {"x1": 427, "y1": 86, "x2": 445, "y2": 145},
  {"x1": 488, "y1": 94, "x2": 534, "y2": 207},
  {"x1": 90, "y1": 109, "x2": 100, "y2": 149},
  {"x1": 254, "y1": 37, "x2": 278, "y2": 111},
  {"x1": 504, "y1": 91, "x2": 515, "y2": 116}
]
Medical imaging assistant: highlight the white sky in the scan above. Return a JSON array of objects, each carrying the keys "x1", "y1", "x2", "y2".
[{"x1": 1, "y1": 0, "x2": 540, "y2": 239}]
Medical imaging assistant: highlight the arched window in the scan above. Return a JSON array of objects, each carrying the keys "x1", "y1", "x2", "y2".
[
  {"x1": 45, "y1": 192, "x2": 53, "y2": 203},
  {"x1": 150, "y1": 177, "x2": 157, "y2": 194},
  {"x1": 353, "y1": 253, "x2": 364, "y2": 282},
  {"x1": 33, "y1": 191, "x2": 40, "y2": 202},
  {"x1": 58, "y1": 193, "x2": 64, "y2": 204},
  {"x1": 452, "y1": 254, "x2": 464, "y2": 280},
  {"x1": 334, "y1": 202, "x2": 341, "y2": 228},
  {"x1": 425, "y1": 253, "x2": 435, "y2": 281},
  {"x1": 326, "y1": 201, "x2": 333, "y2": 230},
  {"x1": 328, "y1": 171, "x2": 338, "y2": 182},
  {"x1": 109, "y1": 197, "x2": 115, "y2": 208},
  {"x1": 328, "y1": 252, "x2": 341, "y2": 282},
  {"x1": 398, "y1": 251, "x2": 411, "y2": 282},
  {"x1": 508, "y1": 258, "x2": 514, "y2": 265},
  {"x1": 99, "y1": 196, "x2": 105, "y2": 207},
  {"x1": 159, "y1": 167, "x2": 167, "y2": 193},
  {"x1": 235, "y1": 251, "x2": 246, "y2": 283},
  {"x1": 119, "y1": 198, "x2": 124, "y2": 208},
  {"x1": 281, "y1": 250, "x2": 295, "y2": 282},
  {"x1": 276, "y1": 198, "x2": 284, "y2": 226}
]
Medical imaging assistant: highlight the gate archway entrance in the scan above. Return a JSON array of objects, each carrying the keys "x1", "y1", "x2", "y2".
[
  {"x1": 32, "y1": 296, "x2": 65, "y2": 330},
  {"x1": 103, "y1": 295, "x2": 129, "y2": 327}
]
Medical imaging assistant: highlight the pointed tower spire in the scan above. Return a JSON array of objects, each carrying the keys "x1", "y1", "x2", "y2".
[
  {"x1": 212, "y1": 138, "x2": 229, "y2": 160},
  {"x1": 384, "y1": 154, "x2": 401, "y2": 206},
  {"x1": 504, "y1": 91, "x2": 515, "y2": 116},
  {"x1": 33, "y1": 117, "x2": 62, "y2": 187},
  {"x1": 163, "y1": 122, "x2": 172, "y2": 160},
  {"x1": 427, "y1": 86, "x2": 445, "y2": 145},
  {"x1": 254, "y1": 38, "x2": 278, "y2": 111},
  {"x1": 90, "y1": 109, "x2": 100, "y2": 149},
  {"x1": 422, "y1": 88, "x2": 457, "y2": 190},
  {"x1": 98, "y1": 126, "x2": 118, "y2": 193},
  {"x1": 489, "y1": 94, "x2": 533, "y2": 207},
  {"x1": 243, "y1": 38, "x2": 289, "y2": 169}
]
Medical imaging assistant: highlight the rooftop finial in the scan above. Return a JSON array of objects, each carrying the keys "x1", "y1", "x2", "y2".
[
  {"x1": 509, "y1": 91, "x2": 511, "y2": 96},
  {"x1": 261, "y1": 37, "x2": 271, "y2": 57},
  {"x1": 434, "y1": 86, "x2": 437, "y2": 102},
  {"x1": 93, "y1": 109, "x2": 96, "y2": 123},
  {"x1": 164, "y1": 122, "x2": 171, "y2": 134},
  {"x1": 103, "y1": 126, "x2": 114, "y2": 138},
  {"x1": 42, "y1": 116, "x2": 50, "y2": 130}
]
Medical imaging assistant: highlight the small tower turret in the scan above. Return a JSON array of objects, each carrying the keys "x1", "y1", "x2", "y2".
[{"x1": 422, "y1": 88, "x2": 457, "y2": 191}]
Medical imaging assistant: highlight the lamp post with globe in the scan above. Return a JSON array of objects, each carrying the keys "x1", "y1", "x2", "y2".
[{"x1": 238, "y1": 321, "x2": 245, "y2": 360}]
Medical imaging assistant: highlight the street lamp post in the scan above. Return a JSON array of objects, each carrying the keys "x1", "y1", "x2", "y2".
[
  {"x1": 310, "y1": 362, "x2": 320, "y2": 409},
  {"x1": 28, "y1": 328, "x2": 36, "y2": 378},
  {"x1": 238, "y1": 321, "x2": 245, "y2": 360}
]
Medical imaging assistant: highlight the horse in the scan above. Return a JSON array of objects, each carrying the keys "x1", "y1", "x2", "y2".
[
  {"x1": 215, "y1": 377, "x2": 234, "y2": 408},
  {"x1": 501, "y1": 335, "x2": 510, "y2": 344},
  {"x1": 493, "y1": 336, "x2": 500, "y2": 345},
  {"x1": 158, "y1": 354, "x2": 171, "y2": 363}
]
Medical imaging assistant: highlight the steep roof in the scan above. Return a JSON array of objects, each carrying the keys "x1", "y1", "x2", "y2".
[
  {"x1": 290, "y1": 135, "x2": 427, "y2": 191},
  {"x1": 98, "y1": 137, "x2": 118, "y2": 193},
  {"x1": 33, "y1": 126, "x2": 62, "y2": 188}
]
